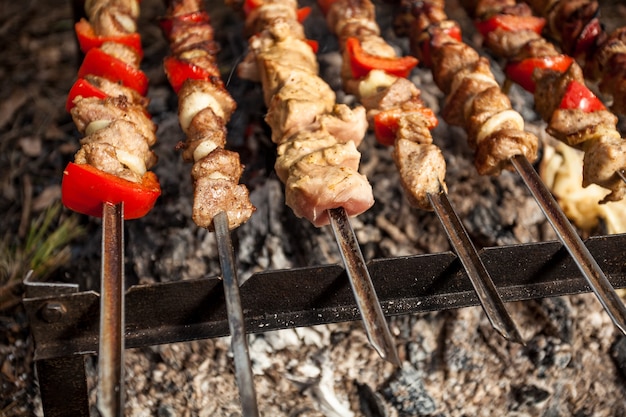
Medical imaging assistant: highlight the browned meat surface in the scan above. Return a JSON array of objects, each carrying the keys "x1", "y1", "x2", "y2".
[
  {"x1": 85, "y1": 0, "x2": 139, "y2": 36},
  {"x1": 191, "y1": 178, "x2": 255, "y2": 230},
  {"x1": 84, "y1": 75, "x2": 149, "y2": 107},
  {"x1": 548, "y1": 109, "x2": 619, "y2": 147},
  {"x1": 70, "y1": 96, "x2": 157, "y2": 146},
  {"x1": 265, "y1": 71, "x2": 336, "y2": 143},
  {"x1": 165, "y1": 0, "x2": 254, "y2": 230},
  {"x1": 100, "y1": 41, "x2": 141, "y2": 68},
  {"x1": 79, "y1": 119, "x2": 157, "y2": 174},
  {"x1": 459, "y1": 0, "x2": 626, "y2": 203},
  {"x1": 74, "y1": 143, "x2": 141, "y2": 183},
  {"x1": 177, "y1": 78, "x2": 236, "y2": 134},
  {"x1": 181, "y1": 107, "x2": 228, "y2": 162},
  {"x1": 583, "y1": 134, "x2": 626, "y2": 202},
  {"x1": 393, "y1": 141, "x2": 446, "y2": 210}
]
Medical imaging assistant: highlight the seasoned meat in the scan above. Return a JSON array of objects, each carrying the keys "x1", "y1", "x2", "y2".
[
  {"x1": 285, "y1": 164, "x2": 374, "y2": 227},
  {"x1": 79, "y1": 119, "x2": 157, "y2": 175},
  {"x1": 393, "y1": 140, "x2": 446, "y2": 210},
  {"x1": 243, "y1": 0, "x2": 374, "y2": 226},
  {"x1": 548, "y1": 108, "x2": 618, "y2": 147},
  {"x1": 583, "y1": 134, "x2": 626, "y2": 202},
  {"x1": 177, "y1": 78, "x2": 236, "y2": 134},
  {"x1": 100, "y1": 41, "x2": 141, "y2": 68},
  {"x1": 71, "y1": 96, "x2": 157, "y2": 146},
  {"x1": 85, "y1": 0, "x2": 139, "y2": 36},
  {"x1": 265, "y1": 71, "x2": 336, "y2": 143},
  {"x1": 182, "y1": 107, "x2": 227, "y2": 162},
  {"x1": 83, "y1": 75, "x2": 149, "y2": 107},
  {"x1": 191, "y1": 178, "x2": 255, "y2": 230}
]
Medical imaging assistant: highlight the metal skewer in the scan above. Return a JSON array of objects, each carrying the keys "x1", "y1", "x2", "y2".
[
  {"x1": 428, "y1": 186, "x2": 525, "y2": 344},
  {"x1": 213, "y1": 211, "x2": 260, "y2": 417},
  {"x1": 511, "y1": 155, "x2": 626, "y2": 335},
  {"x1": 328, "y1": 207, "x2": 401, "y2": 366},
  {"x1": 618, "y1": 169, "x2": 626, "y2": 184},
  {"x1": 98, "y1": 202, "x2": 125, "y2": 417}
]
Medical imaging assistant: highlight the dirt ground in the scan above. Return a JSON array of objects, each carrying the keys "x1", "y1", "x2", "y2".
[{"x1": 2, "y1": 0, "x2": 626, "y2": 416}]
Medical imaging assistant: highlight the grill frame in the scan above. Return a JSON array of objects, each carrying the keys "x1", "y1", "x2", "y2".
[{"x1": 23, "y1": 233, "x2": 626, "y2": 416}]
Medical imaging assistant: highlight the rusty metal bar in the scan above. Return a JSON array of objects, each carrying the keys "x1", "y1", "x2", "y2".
[{"x1": 24, "y1": 234, "x2": 626, "y2": 362}]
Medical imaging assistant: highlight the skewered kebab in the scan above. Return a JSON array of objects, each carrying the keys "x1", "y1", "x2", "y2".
[
  {"x1": 317, "y1": 0, "x2": 524, "y2": 343},
  {"x1": 458, "y1": 0, "x2": 626, "y2": 203},
  {"x1": 61, "y1": 0, "x2": 160, "y2": 415},
  {"x1": 236, "y1": 0, "x2": 400, "y2": 364},
  {"x1": 520, "y1": 0, "x2": 626, "y2": 116},
  {"x1": 160, "y1": 0, "x2": 258, "y2": 414},
  {"x1": 393, "y1": 0, "x2": 626, "y2": 334}
]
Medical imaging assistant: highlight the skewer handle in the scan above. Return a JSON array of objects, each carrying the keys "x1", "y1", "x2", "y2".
[
  {"x1": 328, "y1": 207, "x2": 401, "y2": 366},
  {"x1": 511, "y1": 155, "x2": 626, "y2": 335},
  {"x1": 214, "y1": 211, "x2": 260, "y2": 417},
  {"x1": 98, "y1": 202, "x2": 125, "y2": 417}
]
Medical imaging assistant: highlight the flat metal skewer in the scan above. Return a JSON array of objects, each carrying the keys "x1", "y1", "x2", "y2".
[
  {"x1": 428, "y1": 187, "x2": 525, "y2": 344},
  {"x1": 511, "y1": 154, "x2": 626, "y2": 335},
  {"x1": 213, "y1": 211, "x2": 260, "y2": 417},
  {"x1": 98, "y1": 202, "x2": 125, "y2": 417},
  {"x1": 328, "y1": 207, "x2": 401, "y2": 366}
]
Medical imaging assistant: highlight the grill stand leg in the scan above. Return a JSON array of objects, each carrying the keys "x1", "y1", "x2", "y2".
[{"x1": 36, "y1": 356, "x2": 90, "y2": 417}]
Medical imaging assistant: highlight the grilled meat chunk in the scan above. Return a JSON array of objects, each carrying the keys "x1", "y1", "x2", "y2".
[{"x1": 71, "y1": 96, "x2": 157, "y2": 146}]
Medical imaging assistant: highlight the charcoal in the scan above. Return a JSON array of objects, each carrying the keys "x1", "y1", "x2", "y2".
[{"x1": 381, "y1": 364, "x2": 437, "y2": 416}]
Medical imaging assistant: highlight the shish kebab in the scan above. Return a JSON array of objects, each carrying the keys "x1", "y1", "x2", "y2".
[
  {"x1": 520, "y1": 0, "x2": 626, "y2": 117},
  {"x1": 62, "y1": 0, "x2": 160, "y2": 415},
  {"x1": 160, "y1": 0, "x2": 259, "y2": 415},
  {"x1": 236, "y1": 0, "x2": 400, "y2": 364},
  {"x1": 391, "y1": 0, "x2": 626, "y2": 334},
  {"x1": 316, "y1": 0, "x2": 523, "y2": 342}
]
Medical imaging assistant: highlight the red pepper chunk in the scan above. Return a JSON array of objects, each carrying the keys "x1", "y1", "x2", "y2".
[
  {"x1": 62, "y1": 162, "x2": 161, "y2": 219},
  {"x1": 297, "y1": 7, "x2": 312, "y2": 22},
  {"x1": 163, "y1": 56, "x2": 218, "y2": 93},
  {"x1": 346, "y1": 37, "x2": 418, "y2": 79},
  {"x1": 374, "y1": 107, "x2": 438, "y2": 146},
  {"x1": 66, "y1": 78, "x2": 108, "y2": 112},
  {"x1": 244, "y1": 0, "x2": 263, "y2": 15},
  {"x1": 558, "y1": 80, "x2": 606, "y2": 112},
  {"x1": 78, "y1": 48, "x2": 148, "y2": 95},
  {"x1": 75, "y1": 18, "x2": 143, "y2": 58},
  {"x1": 475, "y1": 15, "x2": 546, "y2": 38},
  {"x1": 505, "y1": 55, "x2": 574, "y2": 93}
]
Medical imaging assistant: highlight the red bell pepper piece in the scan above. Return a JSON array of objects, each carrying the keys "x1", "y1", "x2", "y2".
[
  {"x1": 163, "y1": 56, "x2": 218, "y2": 93},
  {"x1": 297, "y1": 6, "x2": 312, "y2": 22},
  {"x1": 573, "y1": 17, "x2": 602, "y2": 58},
  {"x1": 373, "y1": 107, "x2": 438, "y2": 146},
  {"x1": 505, "y1": 55, "x2": 574, "y2": 93},
  {"x1": 75, "y1": 18, "x2": 143, "y2": 58},
  {"x1": 78, "y1": 48, "x2": 148, "y2": 95},
  {"x1": 558, "y1": 80, "x2": 606, "y2": 112},
  {"x1": 345, "y1": 37, "x2": 418, "y2": 79},
  {"x1": 244, "y1": 0, "x2": 263, "y2": 15},
  {"x1": 159, "y1": 11, "x2": 210, "y2": 38},
  {"x1": 305, "y1": 39, "x2": 319, "y2": 54},
  {"x1": 65, "y1": 78, "x2": 108, "y2": 112},
  {"x1": 62, "y1": 162, "x2": 161, "y2": 219},
  {"x1": 475, "y1": 14, "x2": 546, "y2": 38}
]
